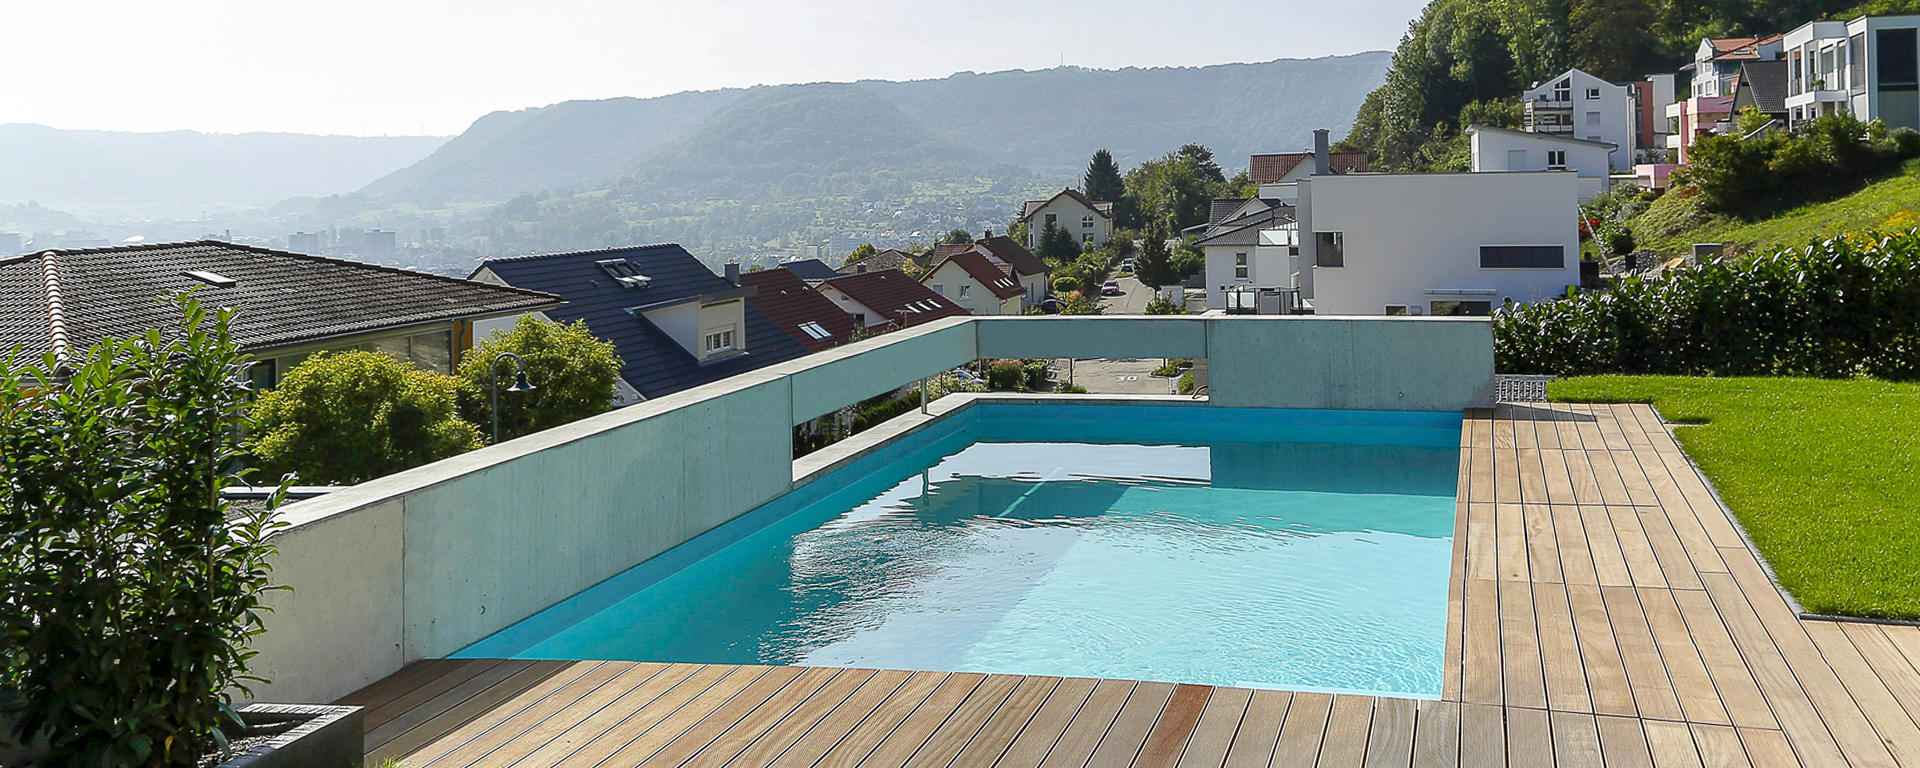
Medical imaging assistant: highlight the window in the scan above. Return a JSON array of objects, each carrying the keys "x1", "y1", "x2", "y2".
[
  {"x1": 1315, "y1": 232, "x2": 1344, "y2": 267},
  {"x1": 930, "y1": 284, "x2": 944, "y2": 295},
  {"x1": 364, "y1": 330, "x2": 454, "y2": 373},
  {"x1": 1235, "y1": 252, "x2": 1249, "y2": 279},
  {"x1": 1045, "y1": 213, "x2": 1058, "y2": 227},
  {"x1": 1879, "y1": 28, "x2": 1918, "y2": 88},
  {"x1": 1480, "y1": 245, "x2": 1566, "y2": 269},
  {"x1": 248, "y1": 358, "x2": 278, "y2": 391},
  {"x1": 1082, "y1": 233, "x2": 1092, "y2": 244},
  {"x1": 1547, "y1": 149, "x2": 1567, "y2": 169},
  {"x1": 797, "y1": 321, "x2": 832, "y2": 341},
  {"x1": 1553, "y1": 79, "x2": 1570, "y2": 101},
  {"x1": 596, "y1": 258, "x2": 651, "y2": 288},
  {"x1": 1852, "y1": 34, "x2": 1868, "y2": 89},
  {"x1": 959, "y1": 285, "x2": 971, "y2": 299},
  {"x1": 1585, "y1": 110, "x2": 1601, "y2": 126},
  {"x1": 1385, "y1": 305, "x2": 1409, "y2": 316},
  {"x1": 1586, "y1": 87, "x2": 1601, "y2": 99},
  {"x1": 1082, "y1": 213, "x2": 1095, "y2": 228},
  {"x1": 1430, "y1": 300, "x2": 1493, "y2": 316},
  {"x1": 705, "y1": 328, "x2": 736, "y2": 354}
]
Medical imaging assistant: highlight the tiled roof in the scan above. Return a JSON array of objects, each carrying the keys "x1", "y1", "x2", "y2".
[
  {"x1": 821, "y1": 269, "x2": 969, "y2": 328},
  {"x1": 1209, "y1": 198, "x2": 1248, "y2": 224},
  {"x1": 1736, "y1": 60, "x2": 1789, "y2": 114},
  {"x1": 477, "y1": 244, "x2": 806, "y2": 400},
  {"x1": 930, "y1": 251, "x2": 1026, "y2": 301},
  {"x1": 776, "y1": 258, "x2": 840, "y2": 281},
  {"x1": 1193, "y1": 206, "x2": 1296, "y2": 247},
  {"x1": 1248, "y1": 151, "x2": 1370, "y2": 183},
  {"x1": 1708, "y1": 34, "x2": 1781, "y2": 61},
  {"x1": 1019, "y1": 188, "x2": 1116, "y2": 221},
  {"x1": 973, "y1": 236, "x2": 1050, "y2": 277},
  {"x1": 738, "y1": 267, "x2": 861, "y2": 352},
  {"x1": 835, "y1": 248, "x2": 924, "y2": 275},
  {"x1": 0, "y1": 240, "x2": 560, "y2": 364}
]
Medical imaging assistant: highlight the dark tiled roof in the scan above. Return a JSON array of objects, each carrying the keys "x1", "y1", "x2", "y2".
[
  {"x1": 821, "y1": 269, "x2": 969, "y2": 328},
  {"x1": 776, "y1": 258, "x2": 840, "y2": 281},
  {"x1": 0, "y1": 240, "x2": 559, "y2": 363},
  {"x1": 835, "y1": 248, "x2": 925, "y2": 275},
  {"x1": 1209, "y1": 198, "x2": 1248, "y2": 224},
  {"x1": 1736, "y1": 60, "x2": 1789, "y2": 114},
  {"x1": 476, "y1": 244, "x2": 807, "y2": 400},
  {"x1": 930, "y1": 251, "x2": 1026, "y2": 301},
  {"x1": 1193, "y1": 207, "x2": 1296, "y2": 247},
  {"x1": 738, "y1": 267, "x2": 861, "y2": 352},
  {"x1": 974, "y1": 236, "x2": 1050, "y2": 277},
  {"x1": 1019, "y1": 188, "x2": 1116, "y2": 221},
  {"x1": 1248, "y1": 151, "x2": 1370, "y2": 183}
]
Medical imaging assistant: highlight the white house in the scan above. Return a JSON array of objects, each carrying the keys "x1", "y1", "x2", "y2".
[
  {"x1": 920, "y1": 250, "x2": 1026, "y2": 315},
  {"x1": 1295, "y1": 170, "x2": 1581, "y2": 316},
  {"x1": 1783, "y1": 15, "x2": 1920, "y2": 130},
  {"x1": 1195, "y1": 201, "x2": 1295, "y2": 310},
  {"x1": 1018, "y1": 189, "x2": 1115, "y2": 250},
  {"x1": 1466, "y1": 124, "x2": 1616, "y2": 202},
  {"x1": 1521, "y1": 68, "x2": 1635, "y2": 171}
]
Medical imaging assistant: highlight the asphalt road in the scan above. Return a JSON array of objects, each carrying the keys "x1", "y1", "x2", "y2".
[{"x1": 1098, "y1": 275, "x2": 1152, "y2": 315}]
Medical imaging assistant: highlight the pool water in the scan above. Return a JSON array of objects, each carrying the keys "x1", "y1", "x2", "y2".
[{"x1": 457, "y1": 404, "x2": 1462, "y2": 697}]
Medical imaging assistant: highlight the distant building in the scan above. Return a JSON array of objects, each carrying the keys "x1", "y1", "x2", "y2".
[
  {"x1": 920, "y1": 250, "x2": 1026, "y2": 315},
  {"x1": 364, "y1": 230, "x2": 397, "y2": 262},
  {"x1": 287, "y1": 231, "x2": 321, "y2": 254},
  {"x1": 1017, "y1": 189, "x2": 1115, "y2": 250},
  {"x1": 1629, "y1": 74, "x2": 1679, "y2": 156},
  {"x1": 772, "y1": 258, "x2": 840, "y2": 282},
  {"x1": 1248, "y1": 149, "x2": 1370, "y2": 183},
  {"x1": 1667, "y1": 35, "x2": 1784, "y2": 162},
  {"x1": 816, "y1": 269, "x2": 969, "y2": 329},
  {"x1": 838, "y1": 248, "x2": 929, "y2": 276},
  {"x1": 1522, "y1": 68, "x2": 1634, "y2": 171},
  {"x1": 1731, "y1": 60, "x2": 1790, "y2": 125},
  {"x1": 1467, "y1": 124, "x2": 1617, "y2": 202},
  {"x1": 1782, "y1": 15, "x2": 1920, "y2": 130},
  {"x1": 738, "y1": 267, "x2": 862, "y2": 352}
]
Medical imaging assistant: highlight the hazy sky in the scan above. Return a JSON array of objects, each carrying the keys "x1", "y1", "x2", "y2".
[{"x1": 8, "y1": 0, "x2": 1418, "y2": 138}]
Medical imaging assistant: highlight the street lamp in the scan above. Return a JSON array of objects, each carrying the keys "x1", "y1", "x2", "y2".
[{"x1": 490, "y1": 352, "x2": 535, "y2": 444}]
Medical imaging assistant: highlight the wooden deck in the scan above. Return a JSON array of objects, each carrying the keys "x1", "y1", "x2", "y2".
[{"x1": 340, "y1": 404, "x2": 1920, "y2": 767}]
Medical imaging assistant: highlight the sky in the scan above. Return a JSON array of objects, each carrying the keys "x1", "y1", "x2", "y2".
[{"x1": 6, "y1": 0, "x2": 1421, "y2": 138}]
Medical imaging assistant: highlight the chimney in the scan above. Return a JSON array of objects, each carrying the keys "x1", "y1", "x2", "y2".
[
  {"x1": 983, "y1": 229, "x2": 993, "y2": 238},
  {"x1": 1313, "y1": 129, "x2": 1331, "y2": 175},
  {"x1": 724, "y1": 262, "x2": 740, "y2": 285}
]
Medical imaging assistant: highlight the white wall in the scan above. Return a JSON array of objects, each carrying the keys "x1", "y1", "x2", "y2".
[
  {"x1": 1298, "y1": 172, "x2": 1579, "y2": 316},
  {"x1": 1523, "y1": 69, "x2": 1635, "y2": 170},
  {"x1": 923, "y1": 261, "x2": 1019, "y2": 316},
  {"x1": 1026, "y1": 196, "x2": 1112, "y2": 249},
  {"x1": 1468, "y1": 130, "x2": 1613, "y2": 203}
]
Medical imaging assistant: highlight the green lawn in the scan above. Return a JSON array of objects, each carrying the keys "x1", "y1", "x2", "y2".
[
  {"x1": 1549, "y1": 375, "x2": 1920, "y2": 619},
  {"x1": 1631, "y1": 159, "x2": 1920, "y2": 256}
]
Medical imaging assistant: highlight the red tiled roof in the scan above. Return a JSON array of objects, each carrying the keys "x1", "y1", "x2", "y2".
[
  {"x1": 1707, "y1": 34, "x2": 1780, "y2": 61},
  {"x1": 835, "y1": 248, "x2": 925, "y2": 275},
  {"x1": 1248, "y1": 151, "x2": 1370, "y2": 183},
  {"x1": 739, "y1": 267, "x2": 861, "y2": 352},
  {"x1": 822, "y1": 269, "x2": 969, "y2": 328},
  {"x1": 930, "y1": 251, "x2": 1026, "y2": 301},
  {"x1": 1019, "y1": 188, "x2": 1116, "y2": 221},
  {"x1": 973, "y1": 235, "x2": 1050, "y2": 277}
]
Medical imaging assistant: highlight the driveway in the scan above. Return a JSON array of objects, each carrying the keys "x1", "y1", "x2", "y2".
[
  {"x1": 1097, "y1": 275, "x2": 1153, "y2": 315},
  {"x1": 1052, "y1": 357, "x2": 1183, "y2": 395}
]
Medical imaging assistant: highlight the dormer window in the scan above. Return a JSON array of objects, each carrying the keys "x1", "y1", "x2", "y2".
[
  {"x1": 597, "y1": 258, "x2": 652, "y2": 288},
  {"x1": 704, "y1": 328, "x2": 735, "y2": 354}
]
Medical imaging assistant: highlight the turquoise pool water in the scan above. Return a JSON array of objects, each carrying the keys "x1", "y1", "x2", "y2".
[{"x1": 457, "y1": 404, "x2": 1462, "y2": 697}]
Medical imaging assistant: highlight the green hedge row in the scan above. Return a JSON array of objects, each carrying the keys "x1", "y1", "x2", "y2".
[{"x1": 1494, "y1": 230, "x2": 1920, "y2": 381}]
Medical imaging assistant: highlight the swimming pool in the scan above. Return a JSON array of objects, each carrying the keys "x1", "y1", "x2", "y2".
[{"x1": 457, "y1": 402, "x2": 1462, "y2": 697}]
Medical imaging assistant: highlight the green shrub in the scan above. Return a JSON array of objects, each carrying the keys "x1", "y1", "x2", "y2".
[
  {"x1": 1689, "y1": 114, "x2": 1920, "y2": 219},
  {"x1": 1494, "y1": 230, "x2": 1920, "y2": 380},
  {"x1": 1144, "y1": 296, "x2": 1183, "y2": 315},
  {"x1": 1052, "y1": 276, "x2": 1080, "y2": 294},
  {"x1": 1022, "y1": 360, "x2": 1050, "y2": 390},
  {"x1": 985, "y1": 359, "x2": 1027, "y2": 390},
  {"x1": 1177, "y1": 371, "x2": 1197, "y2": 394},
  {"x1": 251, "y1": 351, "x2": 482, "y2": 485},
  {"x1": 456, "y1": 316, "x2": 623, "y2": 443},
  {"x1": 1055, "y1": 383, "x2": 1089, "y2": 394},
  {"x1": 1, "y1": 294, "x2": 288, "y2": 766},
  {"x1": 1058, "y1": 291, "x2": 1104, "y2": 315}
]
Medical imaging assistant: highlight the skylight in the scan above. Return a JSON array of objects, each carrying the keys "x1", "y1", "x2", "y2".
[
  {"x1": 797, "y1": 321, "x2": 832, "y2": 340},
  {"x1": 182, "y1": 270, "x2": 237, "y2": 288},
  {"x1": 596, "y1": 258, "x2": 651, "y2": 288}
]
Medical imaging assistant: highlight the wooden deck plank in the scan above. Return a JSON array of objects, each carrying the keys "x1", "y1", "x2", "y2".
[
  {"x1": 1599, "y1": 585, "x2": 1686, "y2": 722},
  {"x1": 1521, "y1": 505, "x2": 1562, "y2": 584},
  {"x1": 1534, "y1": 581, "x2": 1595, "y2": 713},
  {"x1": 1534, "y1": 417, "x2": 1579, "y2": 504},
  {"x1": 992, "y1": 677, "x2": 1100, "y2": 768},
  {"x1": 1446, "y1": 500, "x2": 1469, "y2": 702},
  {"x1": 652, "y1": 665, "x2": 850, "y2": 768},
  {"x1": 1561, "y1": 443, "x2": 1607, "y2": 506},
  {"x1": 892, "y1": 673, "x2": 1024, "y2": 768},
  {"x1": 1635, "y1": 588, "x2": 1731, "y2": 726},
  {"x1": 1641, "y1": 721, "x2": 1704, "y2": 768},
  {"x1": 943, "y1": 675, "x2": 1065, "y2": 768},
  {"x1": 368, "y1": 660, "x2": 571, "y2": 763},
  {"x1": 1410, "y1": 700, "x2": 1459, "y2": 768},
  {"x1": 1551, "y1": 505, "x2": 1601, "y2": 587},
  {"x1": 1688, "y1": 725, "x2": 1752, "y2": 768},
  {"x1": 1133, "y1": 684, "x2": 1213, "y2": 768},
  {"x1": 1493, "y1": 419, "x2": 1522, "y2": 504},
  {"x1": 1594, "y1": 716, "x2": 1655, "y2": 768},
  {"x1": 1632, "y1": 506, "x2": 1706, "y2": 591},
  {"x1": 1456, "y1": 703, "x2": 1503, "y2": 768},
  {"x1": 1037, "y1": 678, "x2": 1137, "y2": 768},
  {"x1": 1506, "y1": 706, "x2": 1553, "y2": 768},
  {"x1": 1496, "y1": 504, "x2": 1530, "y2": 583},
  {"x1": 771, "y1": 669, "x2": 938, "y2": 768},
  {"x1": 1697, "y1": 574, "x2": 1852, "y2": 768},
  {"x1": 336, "y1": 659, "x2": 467, "y2": 710},
  {"x1": 1315, "y1": 695, "x2": 1375, "y2": 768},
  {"x1": 1223, "y1": 690, "x2": 1292, "y2": 768},
  {"x1": 1269, "y1": 692, "x2": 1333, "y2": 768},
  {"x1": 1469, "y1": 418, "x2": 1495, "y2": 504},
  {"x1": 407, "y1": 660, "x2": 632, "y2": 768},
  {"x1": 1603, "y1": 505, "x2": 1669, "y2": 589},
  {"x1": 1584, "y1": 450, "x2": 1635, "y2": 508},
  {"x1": 1567, "y1": 583, "x2": 1639, "y2": 717},
  {"x1": 1467, "y1": 503, "x2": 1498, "y2": 582},
  {"x1": 827, "y1": 672, "x2": 986, "y2": 768},
  {"x1": 574, "y1": 665, "x2": 809, "y2": 768},
  {"x1": 493, "y1": 663, "x2": 715, "y2": 768},
  {"x1": 1733, "y1": 728, "x2": 1798, "y2": 768},
  {"x1": 1608, "y1": 450, "x2": 1660, "y2": 507},
  {"x1": 422, "y1": 661, "x2": 683, "y2": 768},
  {"x1": 1362, "y1": 697, "x2": 1416, "y2": 768},
  {"x1": 1080, "y1": 680, "x2": 1175, "y2": 768},
  {"x1": 1589, "y1": 404, "x2": 1634, "y2": 451},
  {"x1": 1176, "y1": 686, "x2": 1254, "y2": 768},
  {"x1": 1668, "y1": 590, "x2": 1776, "y2": 730},
  {"x1": 1548, "y1": 711, "x2": 1604, "y2": 768},
  {"x1": 1579, "y1": 506, "x2": 1634, "y2": 588},
  {"x1": 1800, "y1": 621, "x2": 1920, "y2": 767},
  {"x1": 708, "y1": 668, "x2": 896, "y2": 768},
  {"x1": 1837, "y1": 622, "x2": 1920, "y2": 723},
  {"x1": 1498, "y1": 577, "x2": 1548, "y2": 710},
  {"x1": 1463, "y1": 578, "x2": 1504, "y2": 706},
  {"x1": 362, "y1": 659, "x2": 511, "y2": 734}
]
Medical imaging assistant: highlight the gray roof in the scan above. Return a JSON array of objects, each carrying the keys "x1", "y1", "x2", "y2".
[
  {"x1": 1736, "y1": 60, "x2": 1789, "y2": 115},
  {"x1": 2, "y1": 240, "x2": 561, "y2": 364},
  {"x1": 1465, "y1": 124, "x2": 1618, "y2": 149},
  {"x1": 1209, "y1": 198, "x2": 1248, "y2": 224},
  {"x1": 1193, "y1": 206, "x2": 1295, "y2": 247}
]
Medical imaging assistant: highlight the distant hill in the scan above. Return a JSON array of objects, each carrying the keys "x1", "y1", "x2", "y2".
[
  {"x1": 361, "y1": 53, "x2": 1392, "y2": 208},
  {"x1": 0, "y1": 125, "x2": 447, "y2": 218}
]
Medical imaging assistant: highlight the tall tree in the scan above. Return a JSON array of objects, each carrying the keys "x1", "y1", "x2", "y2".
[
  {"x1": 1572, "y1": 0, "x2": 1661, "y2": 81},
  {"x1": 1083, "y1": 149, "x2": 1125, "y2": 202},
  {"x1": 940, "y1": 228, "x2": 973, "y2": 245},
  {"x1": 1177, "y1": 144, "x2": 1226, "y2": 183},
  {"x1": 1132, "y1": 221, "x2": 1179, "y2": 288},
  {"x1": 1037, "y1": 220, "x2": 1079, "y2": 261}
]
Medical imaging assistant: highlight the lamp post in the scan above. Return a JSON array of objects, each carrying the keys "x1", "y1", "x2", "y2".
[{"x1": 491, "y1": 352, "x2": 535, "y2": 445}]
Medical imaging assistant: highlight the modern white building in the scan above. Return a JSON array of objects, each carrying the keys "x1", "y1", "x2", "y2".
[
  {"x1": 1294, "y1": 170, "x2": 1580, "y2": 317},
  {"x1": 1666, "y1": 35, "x2": 1784, "y2": 162},
  {"x1": 1783, "y1": 15, "x2": 1920, "y2": 130},
  {"x1": 1522, "y1": 68, "x2": 1635, "y2": 170},
  {"x1": 1466, "y1": 125, "x2": 1616, "y2": 202},
  {"x1": 1195, "y1": 200, "x2": 1295, "y2": 310}
]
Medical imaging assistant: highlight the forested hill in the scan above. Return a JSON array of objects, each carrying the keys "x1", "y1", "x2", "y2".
[
  {"x1": 357, "y1": 53, "x2": 1391, "y2": 208},
  {"x1": 1335, "y1": 0, "x2": 1910, "y2": 171}
]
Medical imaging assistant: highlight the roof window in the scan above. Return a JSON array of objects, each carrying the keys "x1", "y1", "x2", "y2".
[
  {"x1": 182, "y1": 270, "x2": 237, "y2": 288},
  {"x1": 798, "y1": 321, "x2": 832, "y2": 340},
  {"x1": 597, "y1": 258, "x2": 652, "y2": 288}
]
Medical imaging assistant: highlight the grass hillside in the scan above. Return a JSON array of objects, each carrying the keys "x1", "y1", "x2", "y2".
[{"x1": 1631, "y1": 159, "x2": 1920, "y2": 256}]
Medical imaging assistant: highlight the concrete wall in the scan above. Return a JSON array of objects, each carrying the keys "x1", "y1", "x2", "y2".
[
  {"x1": 1298, "y1": 172, "x2": 1580, "y2": 317},
  {"x1": 248, "y1": 314, "x2": 1492, "y2": 704}
]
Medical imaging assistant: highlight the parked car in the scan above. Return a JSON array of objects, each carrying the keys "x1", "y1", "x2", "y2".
[{"x1": 1100, "y1": 281, "x2": 1123, "y2": 296}]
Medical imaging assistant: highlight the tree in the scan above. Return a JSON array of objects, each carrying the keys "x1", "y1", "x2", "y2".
[
  {"x1": 1572, "y1": 0, "x2": 1660, "y2": 81},
  {"x1": 250, "y1": 350, "x2": 482, "y2": 485},
  {"x1": 842, "y1": 243, "x2": 878, "y2": 266},
  {"x1": 2, "y1": 294, "x2": 287, "y2": 765},
  {"x1": 940, "y1": 228, "x2": 973, "y2": 245},
  {"x1": 1122, "y1": 148, "x2": 1216, "y2": 232},
  {"x1": 1037, "y1": 219, "x2": 1080, "y2": 262},
  {"x1": 457, "y1": 317, "x2": 624, "y2": 443},
  {"x1": 1083, "y1": 149, "x2": 1125, "y2": 202},
  {"x1": 1132, "y1": 221, "x2": 1179, "y2": 288},
  {"x1": 1177, "y1": 144, "x2": 1226, "y2": 183}
]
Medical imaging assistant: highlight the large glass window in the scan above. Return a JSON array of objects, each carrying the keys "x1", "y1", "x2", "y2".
[
  {"x1": 360, "y1": 330, "x2": 455, "y2": 373},
  {"x1": 1480, "y1": 245, "x2": 1565, "y2": 269},
  {"x1": 1880, "y1": 28, "x2": 1918, "y2": 87},
  {"x1": 1315, "y1": 232, "x2": 1344, "y2": 267},
  {"x1": 1430, "y1": 300, "x2": 1493, "y2": 316}
]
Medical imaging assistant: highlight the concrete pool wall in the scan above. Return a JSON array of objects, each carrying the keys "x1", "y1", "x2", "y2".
[{"x1": 249, "y1": 315, "x2": 1496, "y2": 703}]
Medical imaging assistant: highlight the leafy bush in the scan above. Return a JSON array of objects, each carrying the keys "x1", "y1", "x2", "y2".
[
  {"x1": 1052, "y1": 276, "x2": 1080, "y2": 294},
  {"x1": 1055, "y1": 383, "x2": 1089, "y2": 394},
  {"x1": 1152, "y1": 359, "x2": 1192, "y2": 377},
  {"x1": 1144, "y1": 296, "x2": 1183, "y2": 315},
  {"x1": 1058, "y1": 291, "x2": 1104, "y2": 315},
  {"x1": 1177, "y1": 371, "x2": 1197, "y2": 394},
  {"x1": 1687, "y1": 114, "x2": 1920, "y2": 219},
  {"x1": 251, "y1": 351, "x2": 482, "y2": 485},
  {"x1": 1495, "y1": 230, "x2": 1920, "y2": 380},
  {"x1": 1, "y1": 295, "x2": 288, "y2": 766},
  {"x1": 456, "y1": 316, "x2": 623, "y2": 443},
  {"x1": 985, "y1": 359, "x2": 1027, "y2": 390},
  {"x1": 846, "y1": 373, "x2": 985, "y2": 433},
  {"x1": 1022, "y1": 360, "x2": 1051, "y2": 390}
]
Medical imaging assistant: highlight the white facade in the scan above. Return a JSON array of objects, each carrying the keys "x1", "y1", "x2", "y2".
[
  {"x1": 1522, "y1": 68, "x2": 1635, "y2": 170},
  {"x1": 1467, "y1": 125, "x2": 1615, "y2": 202},
  {"x1": 1784, "y1": 15, "x2": 1920, "y2": 130},
  {"x1": 1022, "y1": 193, "x2": 1114, "y2": 250},
  {"x1": 1202, "y1": 224, "x2": 1297, "y2": 310},
  {"x1": 1296, "y1": 172, "x2": 1580, "y2": 316},
  {"x1": 922, "y1": 259, "x2": 1024, "y2": 316}
]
